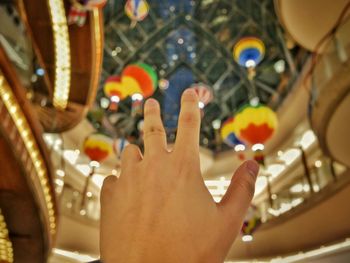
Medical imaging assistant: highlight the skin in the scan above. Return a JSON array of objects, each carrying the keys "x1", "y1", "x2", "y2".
[{"x1": 100, "y1": 89, "x2": 259, "y2": 263}]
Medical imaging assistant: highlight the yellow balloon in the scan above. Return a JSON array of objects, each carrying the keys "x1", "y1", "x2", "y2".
[{"x1": 122, "y1": 76, "x2": 142, "y2": 96}]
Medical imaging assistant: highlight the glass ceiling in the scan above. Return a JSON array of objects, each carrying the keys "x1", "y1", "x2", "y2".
[{"x1": 89, "y1": 0, "x2": 308, "y2": 152}]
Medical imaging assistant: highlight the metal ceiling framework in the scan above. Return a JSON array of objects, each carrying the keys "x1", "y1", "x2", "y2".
[{"x1": 93, "y1": 0, "x2": 307, "y2": 151}]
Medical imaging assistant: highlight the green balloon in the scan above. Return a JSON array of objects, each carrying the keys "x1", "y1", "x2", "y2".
[{"x1": 136, "y1": 62, "x2": 158, "y2": 90}]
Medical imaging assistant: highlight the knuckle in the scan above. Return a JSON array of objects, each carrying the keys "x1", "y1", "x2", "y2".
[
  {"x1": 144, "y1": 125, "x2": 166, "y2": 138},
  {"x1": 122, "y1": 144, "x2": 139, "y2": 157},
  {"x1": 179, "y1": 111, "x2": 199, "y2": 128}
]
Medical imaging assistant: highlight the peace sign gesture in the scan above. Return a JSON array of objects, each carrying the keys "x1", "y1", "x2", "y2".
[{"x1": 100, "y1": 89, "x2": 259, "y2": 263}]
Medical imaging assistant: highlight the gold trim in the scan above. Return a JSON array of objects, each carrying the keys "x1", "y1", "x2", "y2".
[
  {"x1": 47, "y1": 0, "x2": 71, "y2": 110},
  {"x1": 0, "y1": 209, "x2": 14, "y2": 263},
  {"x1": 87, "y1": 8, "x2": 103, "y2": 107},
  {"x1": 0, "y1": 72, "x2": 56, "y2": 234}
]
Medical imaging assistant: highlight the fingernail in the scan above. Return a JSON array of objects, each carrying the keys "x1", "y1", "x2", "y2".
[
  {"x1": 246, "y1": 160, "x2": 259, "y2": 178},
  {"x1": 145, "y1": 98, "x2": 158, "y2": 108}
]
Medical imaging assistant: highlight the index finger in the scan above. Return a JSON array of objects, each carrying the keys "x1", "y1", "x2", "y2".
[{"x1": 174, "y1": 89, "x2": 201, "y2": 155}]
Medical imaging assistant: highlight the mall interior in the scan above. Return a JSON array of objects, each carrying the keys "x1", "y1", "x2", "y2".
[{"x1": 0, "y1": 0, "x2": 350, "y2": 262}]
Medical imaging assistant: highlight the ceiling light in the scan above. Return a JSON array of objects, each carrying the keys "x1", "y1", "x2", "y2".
[
  {"x1": 56, "y1": 169, "x2": 65, "y2": 177},
  {"x1": 198, "y1": 101, "x2": 205, "y2": 109},
  {"x1": 177, "y1": 38, "x2": 184, "y2": 45},
  {"x1": 212, "y1": 119, "x2": 221, "y2": 129},
  {"x1": 159, "y1": 79, "x2": 169, "y2": 90},
  {"x1": 290, "y1": 183, "x2": 303, "y2": 193},
  {"x1": 172, "y1": 54, "x2": 179, "y2": 60},
  {"x1": 298, "y1": 130, "x2": 316, "y2": 149},
  {"x1": 315, "y1": 160, "x2": 322, "y2": 168},
  {"x1": 36, "y1": 68, "x2": 45, "y2": 76},
  {"x1": 55, "y1": 178, "x2": 64, "y2": 187},
  {"x1": 242, "y1": 235, "x2": 253, "y2": 242},
  {"x1": 252, "y1": 143, "x2": 264, "y2": 152},
  {"x1": 279, "y1": 148, "x2": 300, "y2": 165},
  {"x1": 63, "y1": 150, "x2": 79, "y2": 164},
  {"x1": 80, "y1": 209, "x2": 86, "y2": 216},
  {"x1": 274, "y1": 59, "x2": 286, "y2": 73},
  {"x1": 76, "y1": 164, "x2": 91, "y2": 176},
  {"x1": 111, "y1": 50, "x2": 117, "y2": 56},
  {"x1": 254, "y1": 176, "x2": 267, "y2": 196},
  {"x1": 190, "y1": 53, "x2": 196, "y2": 59},
  {"x1": 91, "y1": 174, "x2": 105, "y2": 188},
  {"x1": 100, "y1": 97, "x2": 110, "y2": 109},
  {"x1": 266, "y1": 164, "x2": 285, "y2": 178}
]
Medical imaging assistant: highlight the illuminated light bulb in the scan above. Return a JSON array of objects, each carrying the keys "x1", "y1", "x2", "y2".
[
  {"x1": 252, "y1": 143, "x2": 264, "y2": 152},
  {"x1": 90, "y1": 160, "x2": 100, "y2": 168},
  {"x1": 274, "y1": 59, "x2": 285, "y2": 73},
  {"x1": 245, "y1": 59, "x2": 256, "y2": 68},
  {"x1": 56, "y1": 169, "x2": 65, "y2": 177},
  {"x1": 315, "y1": 160, "x2": 322, "y2": 168},
  {"x1": 212, "y1": 119, "x2": 221, "y2": 130},
  {"x1": 242, "y1": 235, "x2": 253, "y2": 242},
  {"x1": 198, "y1": 101, "x2": 205, "y2": 109},
  {"x1": 110, "y1": 95, "x2": 120, "y2": 103},
  {"x1": 131, "y1": 93, "x2": 143, "y2": 101},
  {"x1": 250, "y1": 96, "x2": 259, "y2": 106},
  {"x1": 234, "y1": 144, "x2": 246, "y2": 152}
]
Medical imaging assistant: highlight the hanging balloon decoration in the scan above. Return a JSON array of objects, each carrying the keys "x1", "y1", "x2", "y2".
[
  {"x1": 103, "y1": 63, "x2": 158, "y2": 115},
  {"x1": 68, "y1": 4, "x2": 88, "y2": 26},
  {"x1": 220, "y1": 117, "x2": 245, "y2": 160},
  {"x1": 241, "y1": 206, "x2": 261, "y2": 242},
  {"x1": 81, "y1": 133, "x2": 113, "y2": 208},
  {"x1": 234, "y1": 103, "x2": 278, "y2": 165},
  {"x1": 190, "y1": 83, "x2": 213, "y2": 110},
  {"x1": 123, "y1": 63, "x2": 158, "y2": 98},
  {"x1": 103, "y1": 76, "x2": 127, "y2": 111},
  {"x1": 190, "y1": 83, "x2": 213, "y2": 118},
  {"x1": 125, "y1": 0, "x2": 150, "y2": 28},
  {"x1": 68, "y1": 0, "x2": 107, "y2": 27},
  {"x1": 122, "y1": 63, "x2": 158, "y2": 116},
  {"x1": 113, "y1": 138, "x2": 130, "y2": 159},
  {"x1": 233, "y1": 37, "x2": 265, "y2": 80}
]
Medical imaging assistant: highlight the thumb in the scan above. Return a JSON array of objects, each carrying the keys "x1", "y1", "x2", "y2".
[{"x1": 219, "y1": 160, "x2": 259, "y2": 225}]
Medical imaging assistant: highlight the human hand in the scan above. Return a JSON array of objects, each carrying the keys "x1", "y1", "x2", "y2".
[{"x1": 100, "y1": 89, "x2": 259, "y2": 263}]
